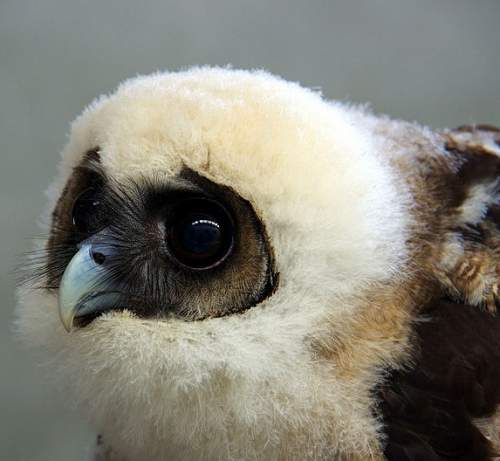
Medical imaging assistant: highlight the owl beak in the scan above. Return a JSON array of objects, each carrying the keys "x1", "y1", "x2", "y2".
[{"x1": 58, "y1": 231, "x2": 122, "y2": 332}]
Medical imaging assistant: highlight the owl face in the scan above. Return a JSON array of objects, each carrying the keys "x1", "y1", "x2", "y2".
[{"x1": 17, "y1": 68, "x2": 411, "y2": 460}]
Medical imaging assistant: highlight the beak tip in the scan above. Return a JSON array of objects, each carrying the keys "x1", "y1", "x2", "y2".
[{"x1": 59, "y1": 309, "x2": 75, "y2": 333}]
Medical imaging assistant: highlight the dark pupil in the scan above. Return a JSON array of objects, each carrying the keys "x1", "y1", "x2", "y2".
[
  {"x1": 180, "y1": 216, "x2": 222, "y2": 257},
  {"x1": 71, "y1": 188, "x2": 103, "y2": 235},
  {"x1": 169, "y1": 199, "x2": 233, "y2": 269}
]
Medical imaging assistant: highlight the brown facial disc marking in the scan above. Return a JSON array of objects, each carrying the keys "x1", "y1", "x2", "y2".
[{"x1": 45, "y1": 153, "x2": 278, "y2": 322}]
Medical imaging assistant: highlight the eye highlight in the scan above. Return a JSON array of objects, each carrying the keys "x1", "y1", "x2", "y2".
[
  {"x1": 167, "y1": 198, "x2": 234, "y2": 270},
  {"x1": 71, "y1": 188, "x2": 105, "y2": 235}
]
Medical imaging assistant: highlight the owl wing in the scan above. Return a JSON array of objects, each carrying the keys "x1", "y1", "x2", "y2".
[
  {"x1": 435, "y1": 125, "x2": 500, "y2": 312},
  {"x1": 381, "y1": 125, "x2": 500, "y2": 461}
]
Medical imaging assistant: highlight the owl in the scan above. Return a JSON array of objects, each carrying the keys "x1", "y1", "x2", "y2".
[{"x1": 16, "y1": 67, "x2": 500, "y2": 461}]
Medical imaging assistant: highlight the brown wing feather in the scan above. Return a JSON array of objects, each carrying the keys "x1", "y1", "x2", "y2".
[
  {"x1": 379, "y1": 299, "x2": 500, "y2": 461},
  {"x1": 379, "y1": 125, "x2": 500, "y2": 460},
  {"x1": 434, "y1": 125, "x2": 500, "y2": 311}
]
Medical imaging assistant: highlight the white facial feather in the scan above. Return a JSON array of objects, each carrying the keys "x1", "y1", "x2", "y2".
[
  {"x1": 459, "y1": 180, "x2": 500, "y2": 225},
  {"x1": 17, "y1": 67, "x2": 413, "y2": 460}
]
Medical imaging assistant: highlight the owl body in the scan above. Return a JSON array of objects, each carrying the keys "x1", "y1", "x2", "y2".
[{"x1": 16, "y1": 68, "x2": 500, "y2": 460}]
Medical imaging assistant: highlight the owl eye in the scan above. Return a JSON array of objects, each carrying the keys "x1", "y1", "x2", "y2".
[
  {"x1": 167, "y1": 198, "x2": 234, "y2": 270},
  {"x1": 71, "y1": 188, "x2": 105, "y2": 235}
]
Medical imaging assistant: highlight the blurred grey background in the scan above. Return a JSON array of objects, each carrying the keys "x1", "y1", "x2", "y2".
[{"x1": 1, "y1": 0, "x2": 499, "y2": 459}]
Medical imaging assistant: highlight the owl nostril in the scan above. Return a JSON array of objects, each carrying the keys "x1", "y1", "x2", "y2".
[{"x1": 91, "y1": 250, "x2": 106, "y2": 265}]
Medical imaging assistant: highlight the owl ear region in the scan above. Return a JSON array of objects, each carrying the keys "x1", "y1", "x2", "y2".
[{"x1": 58, "y1": 230, "x2": 122, "y2": 332}]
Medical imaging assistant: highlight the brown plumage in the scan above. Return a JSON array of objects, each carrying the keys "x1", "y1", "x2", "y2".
[
  {"x1": 379, "y1": 125, "x2": 500, "y2": 460},
  {"x1": 379, "y1": 299, "x2": 500, "y2": 461}
]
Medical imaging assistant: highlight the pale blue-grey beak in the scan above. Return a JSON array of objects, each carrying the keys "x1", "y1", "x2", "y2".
[{"x1": 58, "y1": 231, "x2": 123, "y2": 332}]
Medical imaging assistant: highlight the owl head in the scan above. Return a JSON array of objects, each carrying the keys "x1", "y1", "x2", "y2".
[{"x1": 17, "y1": 67, "x2": 421, "y2": 460}]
